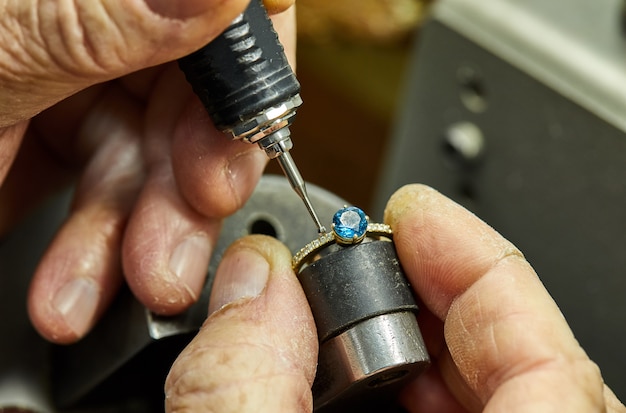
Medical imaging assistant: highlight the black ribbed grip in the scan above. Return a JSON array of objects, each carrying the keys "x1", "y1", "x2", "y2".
[{"x1": 178, "y1": 0, "x2": 300, "y2": 131}]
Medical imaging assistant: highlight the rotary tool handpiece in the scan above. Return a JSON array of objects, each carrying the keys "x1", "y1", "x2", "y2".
[{"x1": 178, "y1": 0, "x2": 326, "y2": 233}]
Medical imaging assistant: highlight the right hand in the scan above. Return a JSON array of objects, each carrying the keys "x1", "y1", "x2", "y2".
[{"x1": 164, "y1": 184, "x2": 626, "y2": 412}]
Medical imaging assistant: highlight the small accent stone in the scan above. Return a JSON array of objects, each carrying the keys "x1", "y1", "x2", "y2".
[
  {"x1": 332, "y1": 206, "x2": 368, "y2": 242},
  {"x1": 292, "y1": 231, "x2": 336, "y2": 271}
]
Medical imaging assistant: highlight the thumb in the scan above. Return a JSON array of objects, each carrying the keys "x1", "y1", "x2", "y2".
[
  {"x1": 165, "y1": 235, "x2": 318, "y2": 413},
  {"x1": 1, "y1": 0, "x2": 249, "y2": 127}
]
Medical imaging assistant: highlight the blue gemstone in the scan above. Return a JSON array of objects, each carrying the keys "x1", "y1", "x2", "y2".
[{"x1": 333, "y1": 206, "x2": 368, "y2": 240}]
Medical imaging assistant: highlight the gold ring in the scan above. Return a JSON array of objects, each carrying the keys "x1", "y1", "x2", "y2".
[{"x1": 292, "y1": 206, "x2": 393, "y2": 272}]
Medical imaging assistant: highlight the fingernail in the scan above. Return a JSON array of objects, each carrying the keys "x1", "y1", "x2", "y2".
[
  {"x1": 227, "y1": 149, "x2": 268, "y2": 202},
  {"x1": 53, "y1": 278, "x2": 99, "y2": 336},
  {"x1": 145, "y1": 0, "x2": 215, "y2": 19},
  {"x1": 209, "y1": 248, "x2": 270, "y2": 314},
  {"x1": 170, "y1": 235, "x2": 211, "y2": 300}
]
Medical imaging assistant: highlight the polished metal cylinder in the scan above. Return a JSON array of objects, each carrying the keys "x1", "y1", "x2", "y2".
[{"x1": 296, "y1": 238, "x2": 430, "y2": 411}]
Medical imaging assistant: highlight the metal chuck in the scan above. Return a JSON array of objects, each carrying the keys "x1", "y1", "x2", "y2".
[{"x1": 293, "y1": 207, "x2": 430, "y2": 412}]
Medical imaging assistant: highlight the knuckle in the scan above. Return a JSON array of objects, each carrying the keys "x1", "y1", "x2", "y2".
[
  {"x1": 39, "y1": 4, "x2": 131, "y2": 78},
  {"x1": 1, "y1": 3, "x2": 163, "y2": 87},
  {"x1": 573, "y1": 357, "x2": 605, "y2": 401},
  {"x1": 165, "y1": 341, "x2": 312, "y2": 413}
]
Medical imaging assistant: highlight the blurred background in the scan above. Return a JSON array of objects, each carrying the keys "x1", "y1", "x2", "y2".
[{"x1": 266, "y1": 0, "x2": 435, "y2": 211}]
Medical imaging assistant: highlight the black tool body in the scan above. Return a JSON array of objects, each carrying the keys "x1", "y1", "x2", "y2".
[{"x1": 178, "y1": 0, "x2": 299, "y2": 132}]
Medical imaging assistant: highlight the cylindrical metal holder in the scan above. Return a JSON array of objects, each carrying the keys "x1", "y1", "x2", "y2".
[{"x1": 293, "y1": 207, "x2": 430, "y2": 412}]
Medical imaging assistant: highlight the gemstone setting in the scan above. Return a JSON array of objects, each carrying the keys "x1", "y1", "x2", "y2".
[
  {"x1": 292, "y1": 220, "x2": 393, "y2": 272},
  {"x1": 332, "y1": 206, "x2": 369, "y2": 244}
]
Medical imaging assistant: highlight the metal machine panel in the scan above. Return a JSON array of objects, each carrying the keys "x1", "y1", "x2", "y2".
[{"x1": 375, "y1": 0, "x2": 626, "y2": 399}]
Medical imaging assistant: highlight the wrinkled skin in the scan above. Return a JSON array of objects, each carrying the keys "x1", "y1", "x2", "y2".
[
  {"x1": 164, "y1": 185, "x2": 626, "y2": 412},
  {"x1": 2, "y1": 1, "x2": 625, "y2": 412},
  {"x1": 0, "y1": 0, "x2": 295, "y2": 344}
]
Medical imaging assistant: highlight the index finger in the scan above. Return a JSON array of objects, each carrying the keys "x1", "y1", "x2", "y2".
[{"x1": 384, "y1": 184, "x2": 614, "y2": 412}]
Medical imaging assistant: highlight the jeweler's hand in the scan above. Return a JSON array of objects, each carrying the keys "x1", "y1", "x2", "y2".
[
  {"x1": 385, "y1": 184, "x2": 625, "y2": 412},
  {"x1": 0, "y1": 0, "x2": 295, "y2": 344},
  {"x1": 165, "y1": 184, "x2": 626, "y2": 412},
  {"x1": 165, "y1": 235, "x2": 318, "y2": 412}
]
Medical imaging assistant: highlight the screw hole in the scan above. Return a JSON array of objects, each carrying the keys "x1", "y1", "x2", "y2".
[
  {"x1": 249, "y1": 219, "x2": 278, "y2": 238},
  {"x1": 459, "y1": 180, "x2": 477, "y2": 201},
  {"x1": 458, "y1": 66, "x2": 487, "y2": 113}
]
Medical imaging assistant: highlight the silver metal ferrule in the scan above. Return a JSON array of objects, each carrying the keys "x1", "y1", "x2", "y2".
[{"x1": 228, "y1": 94, "x2": 303, "y2": 158}]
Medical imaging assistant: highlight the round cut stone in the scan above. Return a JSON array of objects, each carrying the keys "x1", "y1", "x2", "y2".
[{"x1": 332, "y1": 206, "x2": 368, "y2": 242}]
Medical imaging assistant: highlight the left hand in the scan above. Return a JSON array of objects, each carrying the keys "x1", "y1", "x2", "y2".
[{"x1": 0, "y1": 0, "x2": 295, "y2": 344}]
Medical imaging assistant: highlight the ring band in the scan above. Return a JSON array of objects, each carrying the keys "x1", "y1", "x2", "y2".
[{"x1": 292, "y1": 222, "x2": 393, "y2": 272}]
